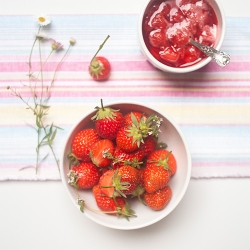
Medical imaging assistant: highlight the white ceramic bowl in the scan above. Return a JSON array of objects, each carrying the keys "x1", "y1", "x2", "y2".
[
  {"x1": 60, "y1": 101, "x2": 192, "y2": 230},
  {"x1": 138, "y1": 0, "x2": 226, "y2": 73}
]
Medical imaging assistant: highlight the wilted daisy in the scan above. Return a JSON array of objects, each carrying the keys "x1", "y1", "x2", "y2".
[
  {"x1": 35, "y1": 32, "x2": 48, "y2": 40},
  {"x1": 35, "y1": 14, "x2": 51, "y2": 26},
  {"x1": 49, "y1": 39, "x2": 63, "y2": 50},
  {"x1": 69, "y1": 37, "x2": 76, "y2": 45}
]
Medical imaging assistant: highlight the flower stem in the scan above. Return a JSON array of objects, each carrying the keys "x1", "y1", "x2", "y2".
[{"x1": 48, "y1": 43, "x2": 72, "y2": 93}]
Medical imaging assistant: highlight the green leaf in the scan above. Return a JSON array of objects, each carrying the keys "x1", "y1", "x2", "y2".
[
  {"x1": 36, "y1": 116, "x2": 42, "y2": 128},
  {"x1": 49, "y1": 128, "x2": 57, "y2": 145}
]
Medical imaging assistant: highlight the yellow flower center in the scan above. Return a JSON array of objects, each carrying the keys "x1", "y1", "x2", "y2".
[{"x1": 38, "y1": 17, "x2": 46, "y2": 23}]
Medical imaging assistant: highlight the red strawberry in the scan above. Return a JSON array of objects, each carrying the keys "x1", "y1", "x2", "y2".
[
  {"x1": 91, "y1": 99, "x2": 124, "y2": 140},
  {"x1": 169, "y1": 8, "x2": 185, "y2": 23},
  {"x1": 150, "y1": 13, "x2": 167, "y2": 29},
  {"x1": 149, "y1": 29, "x2": 168, "y2": 49},
  {"x1": 147, "y1": 149, "x2": 177, "y2": 176},
  {"x1": 167, "y1": 27, "x2": 190, "y2": 48},
  {"x1": 199, "y1": 25, "x2": 216, "y2": 45},
  {"x1": 112, "y1": 146, "x2": 144, "y2": 169},
  {"x1": 92, "y1": 185, "x2": 136, "y2": 218},
  {"x1": 98, "y1": 169, "x2": 116, "y2": 198},
  {"x1": 143, "y1": 149, "x2": 176, "y2": 193},
  {"x1": 183, "y1": 44, "x2": 201, "y2": 63},
  {"x1": 116, "y1": 126, "x2": 139, "y2": 153},
  {"x1": 89, "y1": 56, "x2": 111, "y2": 81},
  {"x1": 116, "y1": 113, "x2": 163, "y2": 153},
  {"x1": 68, "y1": 162, "x2": 101, "y2": 189},
  {"x1": 117, "y1": 165, "x2": 140, "y2": 195},
  {"x1": 99, "y1": 166, "x2": 140, "y2": 197},
  {"x1": 89, "y1": 35, "x2": 111, "y2": 81},
  {"x1": 68, "y1": 128, "x2": 99, "y2": 165},
  {"x1": 137, "y1": 167, "x2": 145, "y2": 187},
  {"x1": 144, "y1": 186, "x2": 172, "y2": 211},
  {"x1": 143, "y1": 163, "x2": 171, "y2": 194},
  {"x1": 90, "y1": 139, "x2": 114, "y2": 168},
  {"x1": 140, "y1": 135, "x2": 158, "y2": 159},
  {"x1": 159, "y1": 46, "x2": 179, "y2": 63}
]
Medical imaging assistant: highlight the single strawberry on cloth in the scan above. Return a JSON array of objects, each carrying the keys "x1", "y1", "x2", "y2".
[{"x1": 0, "y1": 15, "x2": 250, "y2": 180}]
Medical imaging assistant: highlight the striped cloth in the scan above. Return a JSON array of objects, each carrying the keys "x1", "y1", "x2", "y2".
[{"x1": 0, "y1": 15, "x2": 250, "y2": 180}]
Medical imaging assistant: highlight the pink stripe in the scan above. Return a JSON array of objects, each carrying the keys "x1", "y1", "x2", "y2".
[
  {"x1": 193, "y1": 162, "x2": 250, "y2": 167},
  {"x1": 1, "y1": 61, "x2": 250, "y2": 72},
  {"x1": 2, "y1": 87, "x2": 250, "y2": 98}
]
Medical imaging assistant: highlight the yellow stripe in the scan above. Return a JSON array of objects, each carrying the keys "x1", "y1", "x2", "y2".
[{"x1": 1, "y1": 104, "x2": 250, "y2": 126}]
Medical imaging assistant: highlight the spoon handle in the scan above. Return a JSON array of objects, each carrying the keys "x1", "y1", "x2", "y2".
[{"x1": 190, "y1": 39, "x2": 230, "y2": 67}]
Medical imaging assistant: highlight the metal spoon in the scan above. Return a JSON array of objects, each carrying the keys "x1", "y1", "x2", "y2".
[{"x1": 189, "y1": 39, "x2": 230, "y2": 67}]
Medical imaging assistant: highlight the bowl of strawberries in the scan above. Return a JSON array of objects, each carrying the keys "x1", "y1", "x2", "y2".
[
  {"x1": 138, "y1": 0, "x2": 226, "y2": 73},
  {"x1": 60, "y1": 100, "x2": 191, "y2": 230}
]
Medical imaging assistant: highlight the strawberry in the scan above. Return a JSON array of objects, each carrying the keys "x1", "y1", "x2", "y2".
[
  {"x1": 92, "y1": 185, "x2": 136, "y2": 219},
  {"x1": 112, "y1": 146, "x2": 144, "y2": 169},
  {"x1": 140, "y1": 135, "x2": 158, "y2": 159},
  {"x1": 89, "y1": 56, "x2": 111, "y2": 81},
  {"x1": 68, "y1": 128, "x2": 99, "y2": 165},
  {"x1": 159, "y1": 46, "x2": 179, "y2": 63},
  {"x1": 90, "y1": 139, "x2": 115, "y2": 168},
  {"x1": 199, "y1": 25, "x2": 216, "y2": 45},
  {"x1": 144, "y1": 186, "x2": 172, "y2": 211},
  {"x1": 167, "y1": 26, "x2": 190, "y2": 48},
  {"x1": 143, "y1": 163, "x2": 171, "y2": 194},
  {"x1": 91, "y1": 99, "x2": 124, "y2": 140},
  {"x1": 183, "y1": 44, "x2": 201, "y2": 63},
  {"x1": 143, "y1": 149, "x2": 176, "y2": 193},
  {"x1": 89, "y1": 35, "x2": 111, "y2": 81},
  {"x1": 137, "y1": 167, "x2": 145, "y2": 187},
  {"x1": 68, "y1": 162, "x2": 101, "y2": 189},
  {"x1": 117, "y1": 165, "x2": 140, "y2": 195},
  {"x1": 116, "y1": 126, "x2": 139, "y2": 153},
  {"x1": 169, "y1": 8, "x2": 185, "y2": 23},
  {"x1": 150, "y1": 13, "x2": 167, "y2": 29},
  {"x1": 149, "y1": 29, "x2": 168, "y2": 49},
  {"x1": 147, "y1": 149, "x2": 177, "y2": 176},
  {"x1": 99, "y1": 166, "x2": 140, "y2": 197},
  {"x1": 98, "y1": 169, "x2": 116, "y2": 198},
  {"x1": 116, "y1": 113, "x2": 163, "y2": 152}
]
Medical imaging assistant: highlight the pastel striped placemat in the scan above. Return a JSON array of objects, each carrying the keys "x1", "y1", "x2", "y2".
[{"x1": 0, "y1": 15, "x2": 250, "y2": 180}]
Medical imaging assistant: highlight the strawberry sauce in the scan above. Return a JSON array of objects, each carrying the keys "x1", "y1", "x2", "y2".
[{"x1": 142, "y1": 0, "x2": 218, "y2": 68}]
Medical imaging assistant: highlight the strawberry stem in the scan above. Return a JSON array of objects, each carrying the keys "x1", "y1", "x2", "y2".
[
  {"x1": 90, "y1": 35, "x2": 110, "y2": 63},
  {"x1": 100, "y1": 98, "x2": 105, "y2": 111}
]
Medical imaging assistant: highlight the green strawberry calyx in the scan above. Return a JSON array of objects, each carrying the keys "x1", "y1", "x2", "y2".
[
  {"x1": 148, "y1": 151, "x2": 172, "y2": 171},
  {"x1": 126, "y1": 113, "x2": 163, "y2": 147},
  {"x1": 131, "y1": 185, "x2": 146, "y2": 206},
  {"x1": 89, "y1": 57, "x2": 105, "y2": 78},
  {"x1": 67, "y1": 152, "x2": 81, "y2": 168},
  {"x1": 91, "y1": 99, "x2": 120, "y2": 121},
  {"x1": 101, "y1": 169, "x2": 130, "y2": 198}
]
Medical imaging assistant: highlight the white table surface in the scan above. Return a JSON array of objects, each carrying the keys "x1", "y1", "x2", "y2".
[{"x1": 1, "y1": 1, "x2": 250, "y2": 249}]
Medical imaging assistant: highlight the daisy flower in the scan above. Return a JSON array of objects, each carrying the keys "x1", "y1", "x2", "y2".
[
  {"x1": 49, "y1": 39, "x2": 63, "y2": 50},
  {"x1": 35, "y1": 14, "x2": 51, "y2": 26}
]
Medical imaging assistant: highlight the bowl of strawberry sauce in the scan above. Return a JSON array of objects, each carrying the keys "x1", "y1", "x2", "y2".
[
  {"x1": 60, "y1": 101, "x2": 191, "y2": 230},
  {"x1": 138, "y1": 0, "x2": 226, "y2": 73}
]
